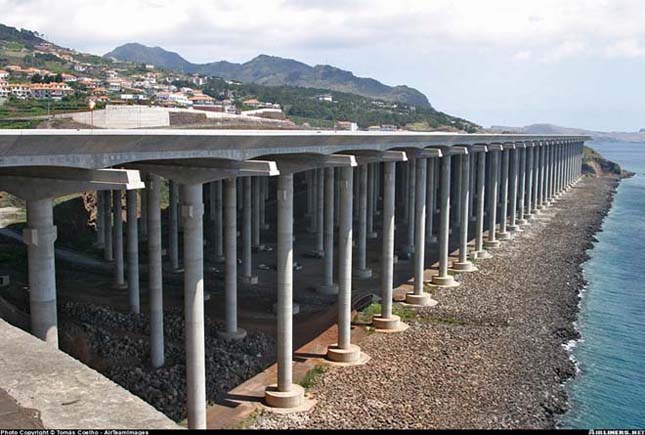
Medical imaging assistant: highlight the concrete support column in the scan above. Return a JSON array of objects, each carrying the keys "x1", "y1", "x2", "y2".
[
  {"x1": 532, "y1": 144, "x2": 541, "y2": 214},
  {"x1": 242, "y1": 177, "x2": 257, "y2": 284},
  {"x1": 549, "y1": 143, "x2": 558, "y2": 202},
  {"x1": 306, "y1": 170, "x2": 313, "y2": 218},
  {"x1": 484, "y1": 150, "x2": 500, "y2": 248},
  {"x1": 25, "y1": 197, "x2": 58, "y2": 346},
  {"x1": 407, "y1": 157, "x2": 434, "y2": 305},
  {"x1": 431, "y1": 153, "x2": 458, "y2": 287},
  {"x1": 401, "y1": 161, "x2": 409, "y2": 223},
  {"x1": 508, "y1": 147, "x2": 520, "y2": 232},
  {"x1": 210, "y1": 181, "x2": 224, "y2": 262},
  {"x1": 181, "y1": 183, "x2": 206, "y2": 429},
  {"x1": 126, "y1": 190, "x2": 140, "y2": 314},
  {"x1": 169, "y1": 180, "x2": 180, "y2": 271},
  {"x1": 557, "y1": 143, "x2": 563, "y2": 191},
  {"x1": 319, "y1": 167, "x2": 338, "y2": 294},
  {"x1": 426, "y1": 157, "x2": 437, "y2": 244},
  {"x1": 95, "y1": 191, "x2": 105, "y2": 248},
  {"x1": 373, "y1": 161, "x2": 402, "y2": 331},
  {"x1": 518, "y1": 147, "x2": 528, "y2": 225},
  {"x1": 327, "y1": 166, "x2": 362, "y2": 363},
  {"x1": 252, "y1": 177, "x2": 262, "y2": 249},
  {"x1": 112, "y1": 189, "x2": 126, "y2": 289},
  {"x1": 525, "y1": 145, "x2": 534, "y2": 219},
  {"x1": 544, "y1": 144, "x2": 552, "y2": 205},
  {"x1": 315, "y1": 169, "x2": 324, "y2": 254},
  {"x1": 219, "y1": 178, "x2": 245, "y2": 340},
  {"x1": 308, "y1": 170, "x2": 316, "y2": 232},
  {"x1": 472, "y1": 151, "x2": 490, "y2": 259},
  {"x1": 147, "y1": 174, "x2": 164, "y2": 369},
  {"x1": 366, "y1": 163, "x2": 377, "y2": 238},
  {"x1": 403, "y1": 157, "x2": 416, "y2": 256},
  {"x1": 469, "y1": 153, "x2": 477, "y2": 222},
  {"x1": 265, "y1": 173, "x2": 305, "y2": 408},
  {"x1": 103, "y1": 191, "x2": 113, "y2": 261},
  {"x1": 539, "y1": 144, "x2": 547, "y2": 207},
  {"x1": 497, "y1": 148, "x2": 511, "y2": 240},
  {"x1": 140, "y1": 186, "x2": 147, "y2": 241},
  {"x1": 535, "y1": 145, "x2": 543, "y2": 210},
  {"x1": 453, "y1": 153, "x2": 476, "y2": 271},
  {"x1": 355, "y1": 165, "x2": 371, "y2": 279},
  {"x1": 260, "y1": 177, "x2": 268, "y2": 230}
]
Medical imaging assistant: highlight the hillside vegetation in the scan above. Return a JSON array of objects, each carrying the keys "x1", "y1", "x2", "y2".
[
  {"x1": 106, "y1": 43, "x2": 432, "y2": 107},
  {"x1": 199, "y1": 78, "x2": 478, "y2": 131}
]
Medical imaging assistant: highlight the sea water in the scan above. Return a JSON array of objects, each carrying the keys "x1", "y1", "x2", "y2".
[{"x1": 561, "y1": 141, "x2": 645, "y2": 428}]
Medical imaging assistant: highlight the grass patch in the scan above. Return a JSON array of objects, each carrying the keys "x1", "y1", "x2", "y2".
[
  {"x1": 424, "y1": 315, "x2": 467, "y2": 326},
  {"x1": 355, "y1": 301, "x2": 418, "y2": 324},
  {"x1": 299, "y1": 364, "x2": 327, "y2": 389}
]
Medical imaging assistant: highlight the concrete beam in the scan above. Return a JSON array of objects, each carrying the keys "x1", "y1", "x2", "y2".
[
  {"x1": 127, "y1": 159, "x2": 278, "y2": 185},
  {"x1": 0, "y1": 130, "x2": 591, "y2": 169},
  {"x1": 0, "y1": 168, "x2": 144, "y2": 200},
  {"x1": 352, "y1": 150, "x2": 408, "y2": 165},
  {"x1": 270, "y1": 153, "x2": 357, "y2": 175}
]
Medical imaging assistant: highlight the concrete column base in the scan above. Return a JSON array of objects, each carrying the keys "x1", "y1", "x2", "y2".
[
  {"x1": 113, "y1": 282, "x2": 128, "y2": 290},
  {"x1": 451, "y1": 261, "x2": 477, "y2": 272},
  {"x1": 272, "y1": 303, "x2": 300, "y2": 315},
  {"x1": 507, "y1": 224, "x2": 521, "y2": 233},
  {"x1": 264, "y1": 384, "x2": 305, "y2": 409},
  {"x1": 497, "y1": 231, "x2": 511, "y2": 240},
  {"x1": 367, "y1": 231, "x2": 378, "y2": 239},
  {"x1": 372, "y1": 314, "x2": 404, "y2": 331},
  {"x1": 353, "y1": 268, "x2": 372, "y2": 279},
  {"x1": 484, "y1": 239, "x2": 500, "y2": 248},
  {"x1": 516, "y1": 218, "x2": 528, "y2": 226},
  {"x1": 252, "y1": 244, "x2": 266, "y2": 252},
  {"x1": 431, "y1": 274, "x2": 459, "y2": 287},
  {"x1": 217, "y1": 328, "x2": 247, "y2": 341},
  {"x1": 317, "y1": 283, "x2": 339, "y2": 295},
  {"x1": 405, "y1": 292, "x2": 437, "y2": 307},
  {"x1": 241, "y1": 275, "x2": 259, "y2": 285},
  {"x1": 527, "y1": 214, "x2": 537, "y2": 222},
  {"x1": 326, "y1": 343, "x2": 362, "y2": 364},
  {"x1": 471, "y1": 249, "x2": 492, "y2": 260}
]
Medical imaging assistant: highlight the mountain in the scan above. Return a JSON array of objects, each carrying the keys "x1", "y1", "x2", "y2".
[
  {"x1": 0, "y1": 23, "x2": 47, "y2": 47},
  {"x1": 488, "y1": 123, "x2": 645, "y2": 143},
  {"x1": 105, "y1": 43, "x2": 432, "y2": 107}
]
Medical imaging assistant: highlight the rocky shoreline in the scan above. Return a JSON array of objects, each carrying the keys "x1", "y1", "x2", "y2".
[{"x1": 251, "y1": 175, "x2": 621, "y2": 429}]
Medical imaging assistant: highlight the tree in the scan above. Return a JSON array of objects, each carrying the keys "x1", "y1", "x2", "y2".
[{"x1": 31, "y1": 73, "x2": 42, "y2": 84}]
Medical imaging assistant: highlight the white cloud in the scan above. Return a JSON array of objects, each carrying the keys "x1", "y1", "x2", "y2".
[{"x1": 3, "y1": 0, "x2": 645, "y2": 63}]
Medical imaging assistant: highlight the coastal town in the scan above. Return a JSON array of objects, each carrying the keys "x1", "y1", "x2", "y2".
[{"x1": 0, "y1": 40, "x2": 377, "y2": 130}]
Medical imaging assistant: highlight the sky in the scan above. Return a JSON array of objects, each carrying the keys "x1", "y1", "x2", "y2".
[{"x1": 2, "y1": 0, "x2": 645, "y2": 131}]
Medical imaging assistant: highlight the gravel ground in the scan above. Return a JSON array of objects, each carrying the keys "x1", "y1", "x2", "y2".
[
  {"x1": 58, "y1": 301, "x2": 275, "y2": 422},
  {"x1": 252, "y1": 175, "x2": 619, "y2": 429}
]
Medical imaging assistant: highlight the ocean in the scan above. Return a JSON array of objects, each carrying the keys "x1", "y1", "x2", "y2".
[{"x1": 561, "y1": 141, "x2": 645, "y2": 428}]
